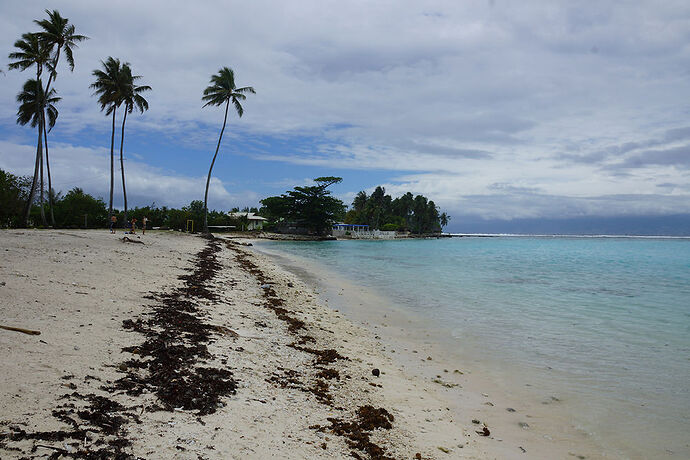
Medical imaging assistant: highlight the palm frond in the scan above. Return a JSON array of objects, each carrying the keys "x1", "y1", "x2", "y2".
[
  {"x1": 232, "y1": 97, "x2": 244, "y2": 117},
  {"x1": 46, "y1": 104, "x2": 59, "y2": 131},
  {"x1": 235, "y1": 86, "x2": 256, "y2": 95}
]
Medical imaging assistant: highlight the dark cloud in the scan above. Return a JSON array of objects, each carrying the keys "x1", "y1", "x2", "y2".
[
  {"x1": 560, "y1": 126, "x2": 690, "y2": 169},
  {"x1": 611, "y1": 145, "x2": 690, "y2": 169}
]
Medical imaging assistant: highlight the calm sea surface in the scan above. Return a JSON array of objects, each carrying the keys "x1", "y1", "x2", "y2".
[{"x1": 257, "y1": 236, "x2": 690, "y2": 457}]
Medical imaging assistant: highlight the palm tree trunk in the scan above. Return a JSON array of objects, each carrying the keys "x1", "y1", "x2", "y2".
[
  {"x1": 39, "y1": 135, "x2": 46, "y2": 226},
  {"x1": 203, "y1": 99, "x2": 230, "y2": 233},
  {"x1": 120, "y1": 108, "x2": 129, "y2": 223},
  {"x1": 43, "y1": 119, "x2": 55, "y2": 226},
  {"x1": 23, "y1": 117, "x2": 43, "y2": 227},
  {"x1": 108, "y1": 108, "x2": 116, "y2": 222},
  {"x1": 44, "y1": 48, "x2": 60, "y2": 94},
  {"x1": 43, "y1": 48, "x2": 61, "y2": 227}
]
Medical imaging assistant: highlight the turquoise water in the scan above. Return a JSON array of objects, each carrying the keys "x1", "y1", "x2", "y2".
[{"x1": 258, "y1": 236, "x2": 690, "y2": 457}]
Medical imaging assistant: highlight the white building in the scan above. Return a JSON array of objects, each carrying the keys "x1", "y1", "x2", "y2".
[{"x1": 228, "y1": 212, "x2": 267, "y2": 230}]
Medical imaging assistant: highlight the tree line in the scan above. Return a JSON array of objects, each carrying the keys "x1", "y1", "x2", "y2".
[
  {"x1": 259, "y1": 179, "x2": 449, "y2": 235},
  {"x1": 0, "y1": 168, "x2": 255, "y2": 231},
  {"x1": 345, "y1": 187, "x2": 450, "y2": 233},
  {"x1": 7, "y1": 9, "x2": 255, "y2": 233}
]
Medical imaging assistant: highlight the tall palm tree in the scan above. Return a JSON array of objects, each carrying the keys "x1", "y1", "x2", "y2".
[
  {"x1": 34, "y1": 9, "x2": 87, "y2": 226},
  {"x1": 118, "y1": 63, "x2": 151, "y2": 223},
  {"x1": 35, "y1": 9, "x2": 88, "y2": 88},
  {"x1": 201, "y1": 67, "x2": 255, "y2": 233},
  {"x1": 8, "y1": 33, "x2": 50, "y2": 226},
  {"x1": 91, "y1": 57, "x2": 126, "y2": 222},
  {"x1": 16, "y1": 79, "x2": 60, "y2": 225}
]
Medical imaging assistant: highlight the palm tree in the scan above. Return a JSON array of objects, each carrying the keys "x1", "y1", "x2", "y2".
[
  {"x1": 34, "y1": 9, "x2": 87, "y2": 226},
  {"x1": 16, "y1": 79, "x2": 60, "y2": 225},
  {"x1": 201, "y1": 67, "x2": 255, "y2": 232},
  {"x1": 8, "y1": 33, "x2": 50, "y2": 226},
  {"x1": 118, "y1": 63, "x2": 151, "y2": 223},
  {"x1": 91, "y1": 57, "x2": 127, "y2": 222},
  {"x1": 439, "y1": 212, "x2": 450, "y2": 230},
  {"x1": 35, "y1": 9, "x2": 88, "y2": 88}
]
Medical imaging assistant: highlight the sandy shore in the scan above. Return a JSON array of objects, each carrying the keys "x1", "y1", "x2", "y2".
[{"x1": 1, "y1": 229, "x2": 591, "y2": 459}]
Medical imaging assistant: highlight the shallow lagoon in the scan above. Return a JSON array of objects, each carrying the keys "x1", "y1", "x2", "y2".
[{"x1": 257, "y1": 236, "x2": 690, "y2": 459}]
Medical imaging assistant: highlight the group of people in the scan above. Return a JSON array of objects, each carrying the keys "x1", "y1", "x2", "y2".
[{"x1": 109, "y1": 215, "x2": 148, "y2": 235}]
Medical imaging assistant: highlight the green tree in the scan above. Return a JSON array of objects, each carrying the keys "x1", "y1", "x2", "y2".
[
  {"x1": 260, "y1": 177, "x2": 345, "y2": 235},
  {"x1": 117, "y1": 63, "x2": 151, "y2": 223},
  {"x1": 0, "y1": 169, "x2": 30, "y2": 228},
  {"x1": 392, "y1": 192, "x2": 414, "y2": 230},
  {"x1": 91, "y1": 57, "x2": 127, "y2": 222},
  {"x1": 201, "y1": 67, "x2": 255, "y2": 233},
  {"x1": 184, "y1": 200, "x2": 205, "y2": 231},
  {"x1": 53, "y1": 187, "x2": 107, "y2": 228}
]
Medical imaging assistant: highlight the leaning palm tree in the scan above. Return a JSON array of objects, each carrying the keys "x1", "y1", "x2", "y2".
[
  {"x1": 118, "y1": 63, "x2": 151, "y2": 223},
  {"x1": 34, "y1": 9, "x2": 87, "y2": 225},
  {"x1": 201, "y1": 67, "x2": 255, "y2": 233},
  {"x1": 91, "y1": 57, "x2": 126, "y2": 221},
  {"x1": 8, "y1": 33, "x2": 50, "y2": 226},
  {"x1": 16, "y1": 79, "x2": 60, "y2": 224}
]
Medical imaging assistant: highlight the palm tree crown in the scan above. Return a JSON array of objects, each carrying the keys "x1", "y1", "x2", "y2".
[
  {"x1": 120, "y1": 64, "x2": 151, "y2": 114},
  {"x1": 16, "y1": 79, "x2": 60, "y2": 130},
  {"x1": 8, "y1": 33, "x2": 50, "y2": 76},
  {"x1": 202, "y1": 67, "x2": 255, "y2": 116},
  {"x1": 34, "y1": 9, "x2": 88, "y2": 72},
  {"x1": 90, "y1": 57, "x2": 127, "y2": 114}
]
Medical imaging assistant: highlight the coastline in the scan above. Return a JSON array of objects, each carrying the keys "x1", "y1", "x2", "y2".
[
  {"x1": 1, "y1": 229, "x2": 494, "y2": 459},
  {"x1": 249, "y1": 239, "x2": 639, "y2": 460}
]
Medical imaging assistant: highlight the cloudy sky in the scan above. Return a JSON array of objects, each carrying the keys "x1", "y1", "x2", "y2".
[{"x1": 1, "y1": 0, "x2": 689, "y2": 232}]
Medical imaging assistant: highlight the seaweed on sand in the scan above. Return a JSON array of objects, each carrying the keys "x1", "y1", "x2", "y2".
[
  {"x1": 0, "y1": 237, "x2": 237, "y2": 459},
  {"x1": 111, "y1": 238, "x2": 238, "y2": 415},
  {"x1": 229, "y1": 244, "x2": 399, "y2": 459},
  {"x1": 312, "y1": 405, "x2": 396, "y2": 460}
]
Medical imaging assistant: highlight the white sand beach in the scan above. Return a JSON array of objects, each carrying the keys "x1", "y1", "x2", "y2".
[{"x1": 1, "y1": 229, "x2": 601, "y2": 459}]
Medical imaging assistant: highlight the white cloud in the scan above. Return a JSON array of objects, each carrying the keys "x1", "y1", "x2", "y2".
[
  {"x1": 1, "y1": 1, "x2": 689, "y2": 221},
  {"x1": 0, "y1": 140, "x2": 258, "y2": 210}
]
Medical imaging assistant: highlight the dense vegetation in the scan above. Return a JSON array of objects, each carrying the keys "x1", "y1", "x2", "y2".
[
  {"x1": 344, "y1": 187, "x2": 449, "y2": 234},
  {"x1": 0, "y1": 168, "x2": 252, "y2": 231},
  {"x1": 259, "y1": 177, "x2": 346, "y2": 235}
]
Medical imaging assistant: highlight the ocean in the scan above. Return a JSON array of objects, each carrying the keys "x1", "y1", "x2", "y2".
[{"x1": 255, "y1": 236, "x2": 690, "y2": 458}]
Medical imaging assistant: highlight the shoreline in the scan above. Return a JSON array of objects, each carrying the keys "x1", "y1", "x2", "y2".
[
  {"x1": 1, "y1": 229, "x2": 492, "y2": 459},
  {"x1": 249, "y1": 239, "x2": 640, "y2": 460}
]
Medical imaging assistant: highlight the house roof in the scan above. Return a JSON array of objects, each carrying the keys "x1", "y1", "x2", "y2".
[{"x1": 228, "y1": 212, "x2": 267, "y2": 221}]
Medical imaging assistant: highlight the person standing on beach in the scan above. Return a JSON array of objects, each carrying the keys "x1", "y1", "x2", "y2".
[
  {"x1": 110, "y1": 215, "x2": 117, "y2": 233},
  {"x1": 130, "y1": 218, "x2": 137, "y2": 234},
  {"x1": 142, "y1": 216, "x2": 148, "y2": 235}
]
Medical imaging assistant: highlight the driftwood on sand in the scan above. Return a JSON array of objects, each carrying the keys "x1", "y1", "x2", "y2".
[
  {"x1": 0, "y1": 324, "x2": 41, "y2": 335},
  {"x1": 121, "y1": 237, "x2": 145, "y2": 244}
]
